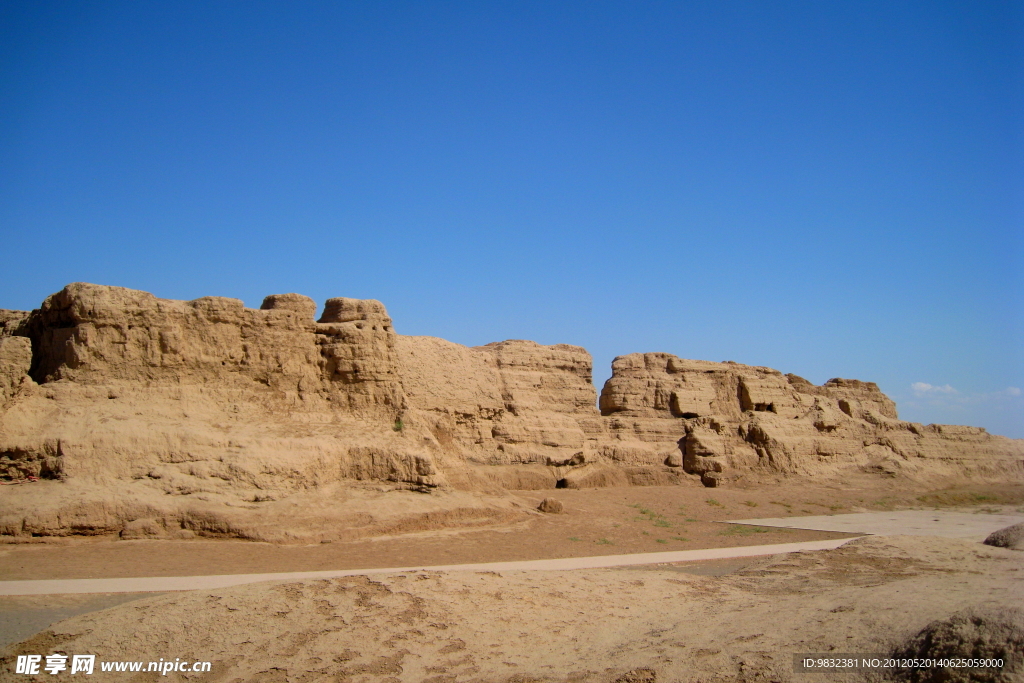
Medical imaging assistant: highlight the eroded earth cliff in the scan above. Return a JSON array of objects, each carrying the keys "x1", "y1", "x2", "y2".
[{"x1": 1, "y1": 284, "x2": 1021, "y2": 541}]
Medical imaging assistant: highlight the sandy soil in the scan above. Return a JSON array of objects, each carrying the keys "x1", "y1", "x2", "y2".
[
  {"x1": 1, "y1": 535, "x2": 1021, "y2": 682},
  {"x1": 1, "y1": 480, "x2": 1022, "y2": 682},
  {"x1": 2, "y1": 480, "x2": 1021, "y2": 582},
  {"x1": 0, "y1": 560, "x2": 757, "y2": 651}
]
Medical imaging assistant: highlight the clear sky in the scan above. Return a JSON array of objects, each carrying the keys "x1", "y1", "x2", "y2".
[{"x1": 2, "y1": 2, "x2": 1022, "y2": 437}]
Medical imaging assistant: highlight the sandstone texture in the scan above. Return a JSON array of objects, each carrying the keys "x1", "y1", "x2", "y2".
[
  {"x1": 0, "y1": 283, "x2": 1021, "y2": 540},
  {"x1": 599, "y1": 353, "x2": 1024, "y2": 486}
]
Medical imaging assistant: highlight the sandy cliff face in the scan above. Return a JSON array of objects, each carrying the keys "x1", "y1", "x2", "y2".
[
  {"x1": 0, "y1": 283, "x2": 1021, "y2": 540},
  {"x1": 396, "y1": 336, "x2": 611, "y2": 490},
  {"x1": 599, "y1": 353, "x2": 1021, "y2": 487}
]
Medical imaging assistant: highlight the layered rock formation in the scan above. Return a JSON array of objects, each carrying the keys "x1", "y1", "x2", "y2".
[
  {"x1": 599, "y1": 353, "x2": 1020, "y2": 487},
  {"x1": 0, "y1": 283, "x2": 1021, "y2": 540}
]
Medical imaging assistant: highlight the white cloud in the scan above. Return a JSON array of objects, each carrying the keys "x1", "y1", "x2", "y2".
[
  {"x1": 899, "y1": 383, "x2": 1023, "y2": 438},
  {"x1": 911, "y1": 382, "x2": 958, "y2": 397},
  {"x1": 905, "y1": 383, "x2": 1022, "y2": 409}
]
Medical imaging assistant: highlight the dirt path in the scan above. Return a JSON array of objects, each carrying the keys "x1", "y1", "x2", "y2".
[
  {"x1": 3, "y1": 536, "x2": 1020, "y2": 683},
  {"x1": 0, "y1": 538, "x2": 856, "y2": 595},
  {"x1": 2, "y1": 481, "x2": 1019, "y2": 583},
  {"x1": 729, "y1": 508, "x2": 1024, "y2": 539}
]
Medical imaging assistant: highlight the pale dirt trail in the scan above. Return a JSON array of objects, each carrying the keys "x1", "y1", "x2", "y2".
[
  {"x1": 2, "y1": 535, "x2": 1021, "y2": 683},
  {"x1": 728, "y1": 509, "x2": 1024, "y2": 540},
  {"x1": 8, "y1": 508, "x2": 1019, "y2": 596},
  {"x1": 0, "y1": 538, "x2": 854, "y2": 595}
]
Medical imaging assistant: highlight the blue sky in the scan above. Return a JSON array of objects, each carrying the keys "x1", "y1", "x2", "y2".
[{"x1": 2, "y1": 1, "x2": 1022, "y2": 436}]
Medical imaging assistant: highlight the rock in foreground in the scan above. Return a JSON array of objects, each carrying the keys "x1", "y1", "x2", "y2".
[{"x1": 983, "y1": 522, "x2": 1024, "y2": 551}]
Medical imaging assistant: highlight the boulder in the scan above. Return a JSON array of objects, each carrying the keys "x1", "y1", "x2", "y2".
[
  {"x1": 983, "y1": 522, "x2": 1024, "y2": 551},
  {"x1": 537, "y1": 498, "x2": 563, "y2": 514},
  {"x1": 890, "y1": 606, "x2": 1024, "y2": 682},
  {"x1": 700, "y1": 472, "x2": 722, "y2": 488}
]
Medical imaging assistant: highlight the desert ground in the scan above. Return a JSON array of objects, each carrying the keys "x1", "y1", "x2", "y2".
[{"x1": 1, "y1": 480, "x2": 1022, "y2": 682}]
